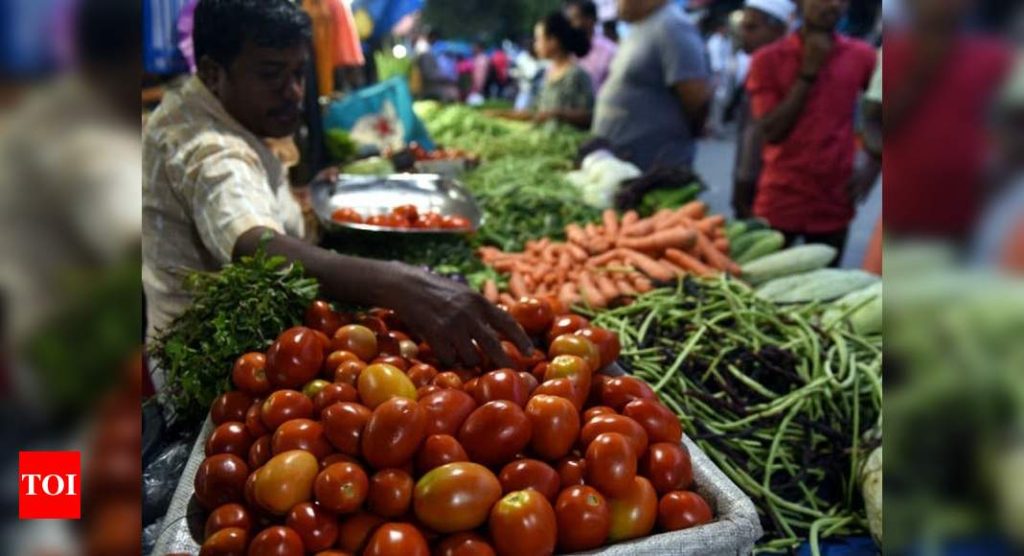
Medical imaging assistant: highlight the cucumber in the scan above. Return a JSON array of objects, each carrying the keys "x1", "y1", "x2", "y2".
[
  {"x1": 735, "y1": 231, "x2": 786, "y2": 264},
  {"x1": 731, "y1": 230, "x2": 780, "y2": 260},
  {"x1": 743, "y1": 218, "x2": 770, "y2": 231},
  {"x1": 741, "y1": 243, "x2": 837, "y2": 285},
  {"x1": 757, "y1": 269, "x2": 879, "y2": 303},
  {"x1": 823, "y1": 282, "x2": 883, "y2": 334},
  {"x1": 725, "y1": 221, "x2": 748, "y2": 241}
]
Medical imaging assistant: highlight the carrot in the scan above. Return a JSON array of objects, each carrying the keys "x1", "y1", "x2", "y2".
[
  {"x1": 620, "y1": 218, "x2": 655, "y2": 237},
  {"x1": 697, "y1": 214, "x2": 726, "y2": 235},
  {"x1": 541, "y1": 245, "x2": 558, "y2": 265},
  {"x1": 621, "y1": 249, "x2": 674, "y2": 282},
  {"x1": 694, "y1": 233, "x2": 736, "y2": 273},
  {"x1": 617, "y1": 228, "x2": 697, "y2": 254},
  {"x1": 677, "y1": 200, "x2": 707, "y2": 219},
  {"x1": 713, "y1": 236, "x2": 730, "y2": 254},
  {"x1": 621, "y1": 210, "x2": 639, "y2": 228},
  {"x1": 566, "y1": 243, "x2": 589, "y2": 262},
  {"x1": 594, "y1": 272, "x2": 620, "y2": 300},
  {"x1": 602, "y1": 209, "x2": 620, "y2": 237},
  {"x1": 509, "y1": 273, "x2": 528, "y2": 298},
  {"x1": 588, "y1": 237, "x2": 613, "y2": 255},
  {"x1": 664, "y1": 247, "x2": 716, "y2": 276},
  {"x1": 499, "y1": 293, "x2": 517, "y2": 307},
  {"x1": 577, "y1": 274, "x2": 607, "y2": 308},
  {"x1": 584, "y1": 223, "x2": 598, "y2": 237},
  {"x1": 586, "y1": 248, "x2": 623, "y2": 268},
  {"x1": 482, "y1": 280, "x2": 500, "y2": 303},
  {"x1": 566, "y1": 224, "x2": 587, "y2": 246},
  {"x1": 558, "y1": 282, "x2": 580, "y2": 309},
  {"x1": 660, "y1": 259, "x2": 687, "y2": 277},
  {"x1": 615, "y1": 278, "x2": 637, "y2": 297},
  {"x1": 557, "y1": 249, "x2": 572, "y2": 270},
  {"x1": 632, "y1": 276, "x2": 654, "y2": 293},
  {"x1": 493, "y1": 259, "x2": 517, "y2": 272}
]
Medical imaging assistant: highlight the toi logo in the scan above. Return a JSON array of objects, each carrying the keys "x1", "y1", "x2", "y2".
[{"x1": 19, "y1": 451, "x2": 81, "y2": 520}]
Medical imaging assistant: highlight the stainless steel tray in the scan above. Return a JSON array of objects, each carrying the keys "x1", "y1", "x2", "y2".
[
  {"x1": 152, "y1": 365, "x2": 762, "y2": 555},
  {"x1": 312, "y1": 173, "x2": 483, "y2": 234}
]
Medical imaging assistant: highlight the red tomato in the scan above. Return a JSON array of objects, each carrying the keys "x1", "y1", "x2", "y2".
[
  {"x1": 406, "y1": 363, "x2": 438, "y2": 388},
  {"x1": 313, "y1": 382, "x2": 358, "y2": 414},
  {"x1": 368, "y1": 468, "x2": 414, "y2": 517},
  {"x1": 600, "y1": 376, "x2": 656, "y2": 410},
  {"x1": 333, "y1": 360, "x2": 366, "y2": 386},
  {"x1": 488, "y1": 489, "x2": 557, "y2": 556},
  {"x1": 607, "y1": 476, "x2": 658, "y2": 541},
  {"x1": 232, "y1": 353, "x2": 270, "y2": 396},
  {"x1": 320, "y1": 453, "x2": 358, "y2": 469},
  {"x1": 362, "y1": 397, "x2": 427, "y2": 469},
  {"x1": 320, "y1": 401, "x2": 371, "y2": 456},
  {"x1": 524, "y1": 395, "x2": 580, "y2": 461},
  {"x1": 587, "y1": 374, "x2": 611, "y2": 407},
  {"x1": 415, "y1": 434, "x2": 469, "y2": 474},
  {"x1": 435, "y1": 532, "x2": 496, "y2": 556},
  {"x1": 543, "y1": 354, "x2": 591, "y2": 395},
  {"x1": 305, "y1": 300, "x2": 343, "y2": 337},
  {"x1": 251, "y1": 450, "x2": 319, "y2": 515},
  {"x1": 547, "y1": 335, "x2": 601, "y2": 374},
  {"x1": 414, "y1": 462, "x2": 502, "y2": 533},
  {"x1": 211, "y1": 391, "x2": 253, "y2": 425},
  {"x1": 194, "y1": 454, "x2": 248, "y2": 510},
  {"x1": 372, "y1": 355, "x2": 408, "y2": 371},
  {"x1": 206, "y1": 422, "x2": 253, "y2": 458},
  {"x1": 336, "y1": 511, "x2": 385, "y2": 553},
  {"x1": 260, "y1": 390, "x2": 314, "y2": 431},
  {"x1": 518, "y1": 372, "x2": 539, "y2": 395},
  {"x1": 583, "y1": 406, "x2": 616, "y2": 423},
  {"x1": 585, "y1": 432, "x2": 637, "y2": 498},
  {"x1": 358, "y1": 363, "x2": 417, "y2": 408},
  {"x1": 458, "y1": 400, "x2": 532, "y2": 468},
  {"x1": 498, "y1": 459, "x2": 560, "y2": 502},
  {"x1": 574, "y1": 327, "x2": 621, "y2": 369},
  {"x1": 531, "y1": 378, "x2": 584, "y2": 411},
  {"x1": 546, "y1": 315, "x2": 590, "y2": 345},
  {"x1": 393, "y1": 204, "x2": 419, "y2": 222},
  {"x1": 509, "y1": 298, "x2": 554, "y2": 335},
  {"x1": 272, "y1": 418, "x2": 332, "y2": 460},
  {"x1": 554, "y1": 485, "x2": 610, "y2": 552},
  {"x1": 580, "y1": 414, "x2": 649, "y2": 456},
  {"x1": 245, "y1": 402, "x2": 268, "y2": 437},
  {"x1": 248, "y1": 435, "x2": 272, "y2": 469},
  {"x1": 463, "y1": 377, "x2": 479, "y2": 396},
  {"x1": 657, "y1": 491, "x2": 713, "y2": 531},
  {"x1": 530, "y1": 362, "x2": 548, "y2": 382},
  {"x1": 417, "y1": 384, "x2": 442, "y2": 398},
  {"x1": 473, "y1": 369, "x2": 528, "y2": 407},
  {"x1": 285, "y1": 502, "x2": 338, "y2": 552},
  {"x1": 419, "y1": 389, "x2": 477, "y2": 437},
  {"x1": 205, "y1": 503, "x2": 251, "y2": 538},
  {"x1": 363, "y1": 523, "x2": 429, "y2": 556},
  {"x1": 332, "y1": 207, "x2": 364, "y2": 224},
  {"x1": 433, "y1": 371, "x2": 464, "y2": 390},
  {"x1": 641, "y1": 442, "x2": 694, "y2": 494},
  {"x1": 331, "y1": 324, "x2": 378, "y2": 362},
  {"x1": 314, "y1": 461, "x2": 368, "y2": 514},
  {"x1": 540, "y1": 295, "x2": 567, "y2": 317},
  {"x1": 555, "y1": 457, "x2": 586, "y2": 488},
  {"x1": 355, "y1": 315, "x2": 388, "y2": 336},
  {"x1": 266, "y1": 327, "x2": 326, "y2": 389},
  {"x1": 248, "y1": 526, "x2": 303, "y2": 556},
  {"x1": 199, "y1": 527, "x2": 248, "y2": 556},
  {"x1": 497, "y1": 341, "x2": 531, "y2": 373},
  {"x1": 324, "y1": 350, "x2": 362, "y2": 376},
  {"x1": 622, "y1": 398, "x2": 683, "y2": 444}
]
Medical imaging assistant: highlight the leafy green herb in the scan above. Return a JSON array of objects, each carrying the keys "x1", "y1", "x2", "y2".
[{"x1": 151, "y1": 249, "x2": 318, "y2": 425}]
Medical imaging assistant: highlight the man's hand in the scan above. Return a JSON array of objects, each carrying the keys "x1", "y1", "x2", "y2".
[
  {"x1": 311, "y1": 166, "x2": 339, "y2": 186},
  {"x1": 377, "y1": 263, "x2": 533, "y2": 369},
  {"x1": 731, "y1": 180, "x2": 757, "y2": 219},
  {"x1": 846, "y1": 150, "x2": 880, "y2": 205},
  {"x1": 801, "y1": 32, "x2": 834, "y2": 77}
]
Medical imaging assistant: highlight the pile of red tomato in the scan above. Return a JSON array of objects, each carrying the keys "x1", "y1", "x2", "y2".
[
  {"x1": 331, "y1": 205, "x2": 472, "y2": 231},
  {"x1": 195, "y1": 297, "x2": 714, "y2": 556}
]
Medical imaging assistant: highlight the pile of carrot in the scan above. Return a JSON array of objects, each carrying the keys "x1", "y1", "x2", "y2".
[{"x1": 478, "y1": 201, "x2": 741, "y2": 309}]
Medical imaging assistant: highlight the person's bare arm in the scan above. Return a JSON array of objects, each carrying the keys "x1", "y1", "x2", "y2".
[
  {"x1": 673, "y1": 79, "x2": 711, "y2": 133},
  {"x1": 862, "y1": 99, "x2": 883, "y2": 158},
  {"x1": 233, "y1": 227, "x2": 532, "y2": 368},
  {"x1": 760, "y1": 32, "x2": 832, "y2": 144}
]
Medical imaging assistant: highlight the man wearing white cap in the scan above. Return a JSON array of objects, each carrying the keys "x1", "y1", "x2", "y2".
[
  {"x1": 745, "y1": 0, "x2": 876, "y2": 263},
  {"x1": 731, "y1": 0, "x2": 793, "y2": 218}
]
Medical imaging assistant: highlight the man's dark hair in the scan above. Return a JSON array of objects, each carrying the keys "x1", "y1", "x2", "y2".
[
  {"x1": 566, "y1": 0, "x2": 598, "y2": 21},
  {"x1": 76, "y1": 0, "x2": 141, "y2": 65},
  {"x1": 540, "y1": 11, "x2": 591, "y2": 58},
  {"x1": 193, "y1": 0, "x2": 312, "y2": 68}
]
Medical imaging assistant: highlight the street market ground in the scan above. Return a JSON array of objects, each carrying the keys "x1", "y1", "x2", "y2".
[{"x1": 694, "y1": 135, "x2": 882, "y2": 269}]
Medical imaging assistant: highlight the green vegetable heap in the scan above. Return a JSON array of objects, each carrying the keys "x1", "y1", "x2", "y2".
[
  {"x1": 583, "y1": 277, "x2": 883, "y2": 553},
  {"x1": 152, "y1": 250, "x2": 318, "y2": 424}
]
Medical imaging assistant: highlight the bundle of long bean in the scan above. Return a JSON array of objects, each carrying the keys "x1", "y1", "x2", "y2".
[{"x1": 584, "y1": 277, "x2": 882, "y2": 552}]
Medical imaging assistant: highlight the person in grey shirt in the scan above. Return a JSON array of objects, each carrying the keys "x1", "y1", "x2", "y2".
[{"x1": 592, "y1": 0, "x2": 711, "y2": 171}]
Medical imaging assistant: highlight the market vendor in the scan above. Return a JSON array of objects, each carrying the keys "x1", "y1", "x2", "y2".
[
  {"x1": 142, "y1": 0, "x2": 532, "y2": 385},
  {"x1": 490, "y1": 12, "x2": 595, "y2": 129},
  {"x1": 591, "y1": 0, "x2": 711, "y2": 171}
]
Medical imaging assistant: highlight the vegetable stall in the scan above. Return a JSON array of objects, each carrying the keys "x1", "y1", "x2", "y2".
[{"x1": 148, "y1": 106, "x2": 882, "y2": 555}]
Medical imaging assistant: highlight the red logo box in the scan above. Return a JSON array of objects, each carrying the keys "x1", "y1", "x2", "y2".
[{"x1": 19, "y1": 451, "x2": 81, "y2": 519}]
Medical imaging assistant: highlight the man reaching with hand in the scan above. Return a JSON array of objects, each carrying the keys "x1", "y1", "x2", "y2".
[
  {"x1": 142, "y1": 0, "x2": 531, "y2": 390},
  {"x1": 746, "y1": 0, "x2": 876, "y2": 263}
]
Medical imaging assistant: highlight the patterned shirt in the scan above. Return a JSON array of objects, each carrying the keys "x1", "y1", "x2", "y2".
[
  {"x1": 142, "y1": 76, "x2": 305, "y2": 341},
  {"x1": 534, "y1": 64, "x2": 595, "y2": 114}
]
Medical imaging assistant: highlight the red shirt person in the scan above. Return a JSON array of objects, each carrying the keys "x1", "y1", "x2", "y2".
[{"x1": 746, "y1": 0, "x2": 875, "y2": 261}]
